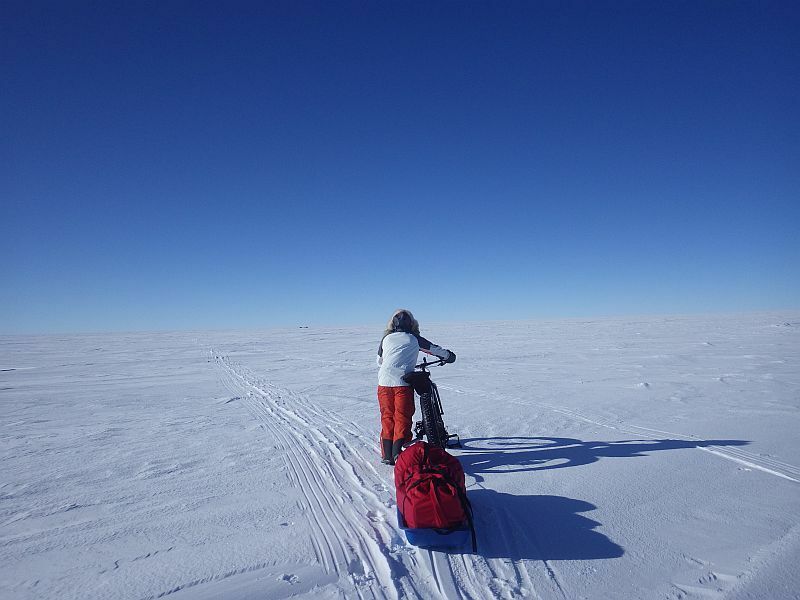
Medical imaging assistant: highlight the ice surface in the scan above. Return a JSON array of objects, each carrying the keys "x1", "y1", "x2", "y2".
[{"x1": 1, "y1": 313, "x2": 799, "y2": 599}]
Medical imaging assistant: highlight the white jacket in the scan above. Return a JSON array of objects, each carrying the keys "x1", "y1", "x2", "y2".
[{"x1": 377, "y1": 332, "x2": 450, "y2": 387}]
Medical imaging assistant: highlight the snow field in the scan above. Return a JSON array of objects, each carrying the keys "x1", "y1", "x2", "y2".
[{"x1": 1, "y1": 313, "x2": 799, "y2": 599}]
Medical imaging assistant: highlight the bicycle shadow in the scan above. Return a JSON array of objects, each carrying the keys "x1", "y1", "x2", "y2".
[
  {"x1": 470, "y1": 489, "x2": 625, "y2": 560},
  {"x1": 457, "y1": 436, "x2": 750, "y2": 483}
]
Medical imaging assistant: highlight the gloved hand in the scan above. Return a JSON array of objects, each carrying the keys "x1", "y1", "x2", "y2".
[{"x1": 445, "y1": 350, "x2": 456, "y2": 364}]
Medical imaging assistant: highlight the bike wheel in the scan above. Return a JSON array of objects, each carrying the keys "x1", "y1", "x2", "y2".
[
  {"x1": 420, "y1": 391, "x2": 447, "y2": 449},
  {"x1": 431, "y1": 383, "x2": 449, "y2": 448}
]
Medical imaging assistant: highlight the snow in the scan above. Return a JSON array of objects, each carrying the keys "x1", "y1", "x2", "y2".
[{"x1": 1, "y1": 313, "x2": 799, "y2": 599}]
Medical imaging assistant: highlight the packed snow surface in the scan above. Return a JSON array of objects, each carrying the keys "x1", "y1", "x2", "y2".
[{"x1": 2, "y1": 313, "x2": 799, "y2": 599}]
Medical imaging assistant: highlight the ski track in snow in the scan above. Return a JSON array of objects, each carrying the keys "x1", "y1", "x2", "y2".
[
  {"x1": 535, "y1": 402, "x2": 800, "y2": 484},
  {"x1": 211, "y1": 351, "x2": 554, "y2": 600},
  {"x1": 214, "y1": 353, "x2": 408, "y2": 599}
]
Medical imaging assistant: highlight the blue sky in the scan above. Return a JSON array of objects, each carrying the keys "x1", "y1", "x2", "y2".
[{"x1": 2, "y1": 1, "x2": 798, "y2": 333}]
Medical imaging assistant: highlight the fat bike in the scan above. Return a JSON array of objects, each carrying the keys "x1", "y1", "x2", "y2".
[{"x1": 402, "y1": 358, "x2": 460, "y2": 449}]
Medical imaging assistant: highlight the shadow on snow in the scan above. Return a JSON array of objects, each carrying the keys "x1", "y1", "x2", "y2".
[
  {"x1": 469, "y1": 490, "x2": 625, "y2": 560},
  {"x1": 457, "y1": 436, "x2": 750, "y2": 481},
  {"x1": 458, "y1": 436, "x2": 748, "y2": 561}
]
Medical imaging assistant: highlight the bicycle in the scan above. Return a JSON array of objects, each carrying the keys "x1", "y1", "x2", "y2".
[{"x1": 402, "y1": 357, "x2": 461, "y2": 449}]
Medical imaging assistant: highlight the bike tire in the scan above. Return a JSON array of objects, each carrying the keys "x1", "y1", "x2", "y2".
[
  {"x1": 420, "y1": 392, "x2": 447, "y2": 449},
  {"x1": 431, "y1": 383, "x2": 449, "y2": 448}
]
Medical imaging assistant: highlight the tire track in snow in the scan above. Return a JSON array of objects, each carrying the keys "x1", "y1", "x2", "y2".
[{"x1": 212, "y1": 353, "x2": 449, "y2": 600}]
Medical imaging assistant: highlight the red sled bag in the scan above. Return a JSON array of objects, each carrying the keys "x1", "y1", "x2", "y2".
[{"x1": 395, "y1": 441, "x2": 477, "y2": 552}]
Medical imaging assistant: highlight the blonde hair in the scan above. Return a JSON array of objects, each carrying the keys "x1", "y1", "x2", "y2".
[{"x1": 383, "y1": 308, "x2": 420, "y2": 337}]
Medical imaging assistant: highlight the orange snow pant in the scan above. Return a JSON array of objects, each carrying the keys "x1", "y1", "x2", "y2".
[{"x1": 377, "y1": 385, "x2": 415, "y2": 457}]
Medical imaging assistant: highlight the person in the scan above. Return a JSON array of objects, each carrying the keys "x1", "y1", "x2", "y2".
[{"x1": 376, "y1": 309, "x2": 456, "y2": 465}]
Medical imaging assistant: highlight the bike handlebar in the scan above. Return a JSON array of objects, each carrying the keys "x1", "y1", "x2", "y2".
[{"x1": 415, "y1": 357, "x2": 447, "y2": 370}]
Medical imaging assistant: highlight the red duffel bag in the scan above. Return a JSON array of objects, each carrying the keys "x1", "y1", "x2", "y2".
[{"x1": 395, "y1": 441, "x2": 475, "y2": 545}]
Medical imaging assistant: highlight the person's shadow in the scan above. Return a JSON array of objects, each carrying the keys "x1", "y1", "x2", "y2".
[
  {"x1": 470, "y1": 489, "x2": 624, "y2": 560},
  {"x1": 458, "y1": 436, "x2": 750, "y2": 482}
]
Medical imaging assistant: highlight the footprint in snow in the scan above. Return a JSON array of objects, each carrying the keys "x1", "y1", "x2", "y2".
[{"x1": 367, "y1": 510, "x2": 385, "y2": 523}]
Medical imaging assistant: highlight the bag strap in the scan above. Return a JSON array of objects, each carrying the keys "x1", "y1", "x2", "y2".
[
  {"x1": 456, "y1": 487, "x2": 478, "y2": 553},
  {"x1": 405, "y1": 472, "x2": 444, "y2": 492}
]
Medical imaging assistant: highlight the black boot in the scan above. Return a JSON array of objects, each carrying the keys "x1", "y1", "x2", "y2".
[
  {"x1": 381, "y1": 439, "x2": 394, "y2": 465},
  {"x1": 391, "y1": 439, "x2": 405, "y2": 464}
]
